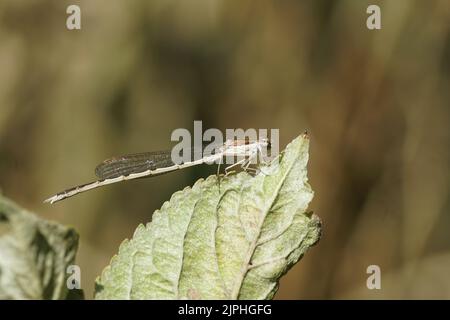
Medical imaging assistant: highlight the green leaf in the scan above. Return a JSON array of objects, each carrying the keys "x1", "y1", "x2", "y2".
[
  {"x1": 95, "y1": 133, "x2": 321, "y2": 300},
  {"x1": 0, "y1": 195, "x2": 82, "y2": 299}
]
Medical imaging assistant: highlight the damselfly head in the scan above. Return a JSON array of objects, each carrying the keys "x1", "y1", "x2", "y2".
[{"x1": 259, "y1": 137, "x2": 271, "y2": 149}]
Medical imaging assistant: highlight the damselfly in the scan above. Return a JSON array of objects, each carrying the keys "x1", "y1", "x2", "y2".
[{"x1": 44, "y1": 138, "x2": 271, "y2": 204}]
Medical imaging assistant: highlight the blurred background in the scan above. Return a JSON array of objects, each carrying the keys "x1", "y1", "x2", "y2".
[{"x1": 0, "y1": 0, "x2": 449, "y2": 299}]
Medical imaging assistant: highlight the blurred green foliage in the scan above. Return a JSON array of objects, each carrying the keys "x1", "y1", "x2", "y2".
[{"x1": 0, "y1": 195, "x2": 81, "y2": 299}]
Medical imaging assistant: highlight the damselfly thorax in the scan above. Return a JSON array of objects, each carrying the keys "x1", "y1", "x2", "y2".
[{"x1": 44, "y1": 138, "x2": 271, "y2": 204}]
